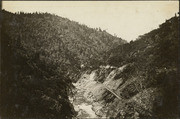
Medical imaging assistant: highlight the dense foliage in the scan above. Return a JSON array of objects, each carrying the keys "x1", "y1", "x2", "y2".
[
  {"x1": 1, "y1": 10, "x2": 125, "y2": 118},
  {"x1": 2, "y1": 10, "x2": 125, "y2": 74},
  {"x1": 1, "y1": 9, "x2": 178, "y2": 119},
  {"x1": 105, "y1": 15, "x2": 179, "y2": 118}
]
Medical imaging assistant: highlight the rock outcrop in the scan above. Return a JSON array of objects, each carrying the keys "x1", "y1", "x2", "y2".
[{"x1": 74, "y1": 64, "x2": 164, "y2": 118}]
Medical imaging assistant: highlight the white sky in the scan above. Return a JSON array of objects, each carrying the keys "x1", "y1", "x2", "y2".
[{"x1": 2, "y1": 1, "x2": 179, "y2": 42}]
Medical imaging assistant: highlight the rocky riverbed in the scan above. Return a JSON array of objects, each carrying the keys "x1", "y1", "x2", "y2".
[
  {"x1": 70, "y1": 65, "x2": 163, "y2": 119},
  {"x1": 70, "y1": 71, "x2": 100, "y2": 118}
]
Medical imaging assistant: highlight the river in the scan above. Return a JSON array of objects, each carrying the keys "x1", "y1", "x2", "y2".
[{"x1": 70, "y1": 72, "x2": 98, "y2": 118}]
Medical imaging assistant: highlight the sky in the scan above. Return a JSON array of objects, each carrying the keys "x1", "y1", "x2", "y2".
[{"x1": 2, "y1": 1, "x2": 179, "y2": 42}]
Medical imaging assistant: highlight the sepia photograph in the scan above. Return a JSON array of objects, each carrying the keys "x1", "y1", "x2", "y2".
[{"x1": 1, "y1": 1, "x2": 179, "y2": 119}]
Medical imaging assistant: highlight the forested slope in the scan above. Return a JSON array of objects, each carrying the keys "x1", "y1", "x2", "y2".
[
  {"x1": 1, "y1": 9, "x2": 178, "y2": 119},
  {"x1": 1, "y1": 10, "x2": 125, "y2": 118},
  {"x1": 102, "y1": 15, "x2": 179, "y2": 118},
  {"x1": 2, "y1": 10, "x2": 125, "y2": 74}
]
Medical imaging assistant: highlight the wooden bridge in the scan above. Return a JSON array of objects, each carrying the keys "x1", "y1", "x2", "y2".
[
  {"x1": 96, "y1": 81, "x2": 153, "y2": 116},
  {"x1": 97, "y1": 81, "x2": 122, "y2": 100},
  {"x1": 104, "y1": 86, "x2": 122, "y2": 100}
]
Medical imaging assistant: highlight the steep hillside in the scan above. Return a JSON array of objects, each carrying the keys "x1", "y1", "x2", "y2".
[
  {"x1": 105, "y1": 15, "x2": 179, "y2": 118},
  {"x1": 2, "y1": 10, "x2": 125, "y2": 74},
  {"x1": 1, "y1": 10, "x2": 125, "y2": 118},
  {"x1": 72, "y1": 15, "x2": 179, "y2": 119},
  {"x1": 105, "y1": 15, "x2": 178, "y2": 68},
  {"x1": 1, "y1": 29, "x2": 76, "y2": 118},
  {"x1": 1, "y1": 9, "x2": 178, "y2": 119}
]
